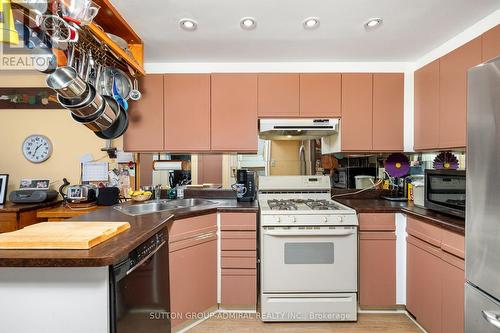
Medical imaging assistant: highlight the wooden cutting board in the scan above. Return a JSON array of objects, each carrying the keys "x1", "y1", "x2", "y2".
[{"x1": 0, "y1": 221, "x2": 130, "y2": 249}]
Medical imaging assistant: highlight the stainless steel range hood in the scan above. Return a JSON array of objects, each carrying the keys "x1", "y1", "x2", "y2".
[{"x1": 259, "y1": 118, "x2": 339, "y2": 140}]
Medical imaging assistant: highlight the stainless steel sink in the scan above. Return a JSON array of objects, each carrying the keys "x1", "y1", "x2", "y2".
[{"x1": 115, "y1": 199, "x2": 216, "y2": 216}]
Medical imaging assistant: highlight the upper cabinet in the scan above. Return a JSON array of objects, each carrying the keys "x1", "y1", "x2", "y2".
[
  {"x1": 414, "y1": 60, "x2": 440, "y2": 150},
  {"x1": 258, "y1": 74, "x2": 300, "y2": 117},
  {"x1": 439, "y1": 38, "x2": 482, "y2": 149},
  {"x1": 341, "y1": 73, "x2": 373, "y2": 152},
  {"x1": 482, "y1": 24, "x2": 500, "y2": 62},
  {"x1": 373, "y1": 73, "x2": 404, "y2": 151},
  {"x1": 164, "y1": 74, "x2": 211, "y2": 152},
  {"x1": 299, "y1": 74, "x2": 341, "y2": 118},
  {"x1": 211, "y1": 74, "x2": 258, "y2": 152},
  {"x1": 123, "y1": 74, "x2": 164, "y2": 152}
]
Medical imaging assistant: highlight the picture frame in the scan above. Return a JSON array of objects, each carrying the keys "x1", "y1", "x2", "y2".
[{"x1": 0, "y1": 174, "x2": 8, "y2": 205}]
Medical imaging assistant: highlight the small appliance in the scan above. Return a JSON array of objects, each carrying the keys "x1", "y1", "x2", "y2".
[
  {"x1": 233, "y1": 169, "x2": 256, "y2": 202},
  {"x1": 332, "y1": 167, "x2": 376, "y2": 189},
  {"x1": 424, "y1": 169, "x2": 465, "y2": 218},
  {"x1": 59, "y1": 178, "x2": 97, "y2": 204},
  {"x1": 96, "y1": 187, "x2": 120, "y2": 206},
  {"x1": 9, "y1": 179, "x2": 58, "y2": 204}
]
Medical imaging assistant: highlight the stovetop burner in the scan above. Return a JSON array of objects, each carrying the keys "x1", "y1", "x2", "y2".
[{"x1": 267, "y1": 199, "x2": 342, "y2": 211}]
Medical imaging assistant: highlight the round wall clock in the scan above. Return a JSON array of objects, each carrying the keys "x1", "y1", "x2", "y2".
[{"x1": 22, "y1": 134, "x2": 53, "y2": 163}]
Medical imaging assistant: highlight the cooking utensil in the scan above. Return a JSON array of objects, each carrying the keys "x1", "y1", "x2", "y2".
[
  {"x1": 94, "y1": 96, "x2": 129, "y2": 139},
  {"x1": 112, "y1": 75, "x2": 128, "y2": 110},
  {"x1": 46, "y1": 66, "x2": 88, "y2": 99},
  {"x1": 70, "y1": 96, "x2": 120, "y2": 132},
  {"x1": 97, "y1": 67, "x2": 132, "y2": 100},
  {"x1": 77, "y1": 49, "x2": 86, "y2": 78},
  {"x1": 129, "y1": 78, "x2": 142, "y2": 101},
  {"x1": 40, "y1": 15, "x2": 78, "y2": 44},
  {"x1": 60, "y1": 0, "x2": 100, "y2": 26},
  {"x1": 58, "y1": 84, "x2": 104, "y2": 118}
]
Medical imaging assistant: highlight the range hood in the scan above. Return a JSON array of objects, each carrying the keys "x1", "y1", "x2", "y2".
[{"x1": 259, "y1": 118, "x2": 339, "y2": 140}]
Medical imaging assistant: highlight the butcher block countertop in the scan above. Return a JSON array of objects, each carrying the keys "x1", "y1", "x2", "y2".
[
  {"x1": 0, "y1": 199, "x2": 258, "y2": 267},
  {"x1": 336, "y1": 198, "x2": 465, "y2": 235}
]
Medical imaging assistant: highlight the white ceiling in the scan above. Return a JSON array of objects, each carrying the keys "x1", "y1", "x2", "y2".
[{"x1": 111, "y1": 0, "x2": 500, "y2": 63}]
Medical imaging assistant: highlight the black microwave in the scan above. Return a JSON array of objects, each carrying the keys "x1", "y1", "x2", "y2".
[{"x1": 424, "y1": 169, "x2": 465, "y2": 219}]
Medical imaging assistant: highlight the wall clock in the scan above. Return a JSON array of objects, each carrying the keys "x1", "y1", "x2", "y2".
[{"x1": 22, "y1": 134, "x2": 53, "y2": 163}]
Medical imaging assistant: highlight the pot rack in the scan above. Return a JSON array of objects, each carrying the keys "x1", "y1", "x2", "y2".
[{"x1": 11, "y1": 0, "x2": 145, "y2": 76}]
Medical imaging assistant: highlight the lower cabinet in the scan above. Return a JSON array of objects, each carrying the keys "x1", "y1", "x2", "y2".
[
  {"x1": 358, "y1": 213, "x2": 397, "y2": 308},
  {"x1": 407, "y1": 236, "x2": 443, "y2": 333},
  {"x1": 220, "y1": 212, "x2": 257, "y2": 308},
  {"x1": 406, "y1": 216, "x2": 465, "y2": 333},
  {"x1": 168, "y1": 214, "x2": 218, "y2": 329}
]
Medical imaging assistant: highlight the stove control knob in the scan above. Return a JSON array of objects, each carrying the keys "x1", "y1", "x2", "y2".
[
  {"x1": 323, "y1": 217, "x2": 328, "y2": 223},
  {"x1": 336, "y1": 216, "x2": 343, "y2": 223}
]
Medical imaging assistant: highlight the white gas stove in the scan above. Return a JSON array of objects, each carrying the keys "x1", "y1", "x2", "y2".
[{"x1": 259, "y1": 176, "x2": 358, "y2": 322}]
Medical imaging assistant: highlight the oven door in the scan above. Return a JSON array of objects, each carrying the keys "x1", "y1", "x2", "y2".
[{"x1": 261, "y1": 226, "x2": 357, "y2": 293}]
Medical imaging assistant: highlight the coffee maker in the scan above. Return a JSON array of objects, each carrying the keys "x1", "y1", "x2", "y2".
[{"x1": 235, "y1": 170, "x2": 256, "y2": 202}]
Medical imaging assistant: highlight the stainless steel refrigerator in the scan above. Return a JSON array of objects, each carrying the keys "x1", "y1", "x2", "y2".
[{"x1": 466, "y1": 56, "x2": 500, "y2": 332}]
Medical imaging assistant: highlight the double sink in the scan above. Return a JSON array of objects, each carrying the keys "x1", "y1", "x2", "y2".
[{"x1": 115, "y1": 198, "x2": 216, "y2": 216}]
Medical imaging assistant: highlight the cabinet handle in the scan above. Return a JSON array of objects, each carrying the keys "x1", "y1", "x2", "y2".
[{"x1": 482, "y1": 310, "x2": 500, "y2": 329}]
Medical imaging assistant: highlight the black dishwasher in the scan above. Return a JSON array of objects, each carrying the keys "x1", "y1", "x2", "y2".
[{"x1": 110, "y1": 229, "x2": 170, "y2": 333}]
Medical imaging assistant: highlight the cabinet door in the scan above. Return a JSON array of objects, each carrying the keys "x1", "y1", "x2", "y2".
[
  {"x1": 441, "y1": 252, "x2": 465, "y2": 333},
  {"x1": 407, "y1": 236, "x2": 442, "y2": 333},
  {"x1": 372, "y1": 73, "x2": 404, "y2": 151},
  {"x1": 414, "y1": 60, "x2": 439, "y2": 150},
  {"x1": 123, "y1": 74, "x2": 164, "y2": 151},
  {"x1": 258, "y1": 74, "x2": 299, "y2": 117},
  {"x1": 211, "y1": 74, "x2": 258, "y2": 152},
  {"x1": 169, "y1": 215, "x2": 217, "y2": 328},
  {"x1": 299, "y1": 73, "x2": 341, "y2": 117},
  {"x1": 439, "y1": 38, "x2": 482, "y2": 149},
  {"x1": 359, "y1": 231, "x2": 396, "y2": 307},
  {"x1": 341, "y1": 73, "x2": 373, "y2": 151},
  {"x1": 164, "y1": 74, "x2": 211, "y2": 151},
  {"x1": 482, "y1": 24, "x2": 500, "y2": 62}
]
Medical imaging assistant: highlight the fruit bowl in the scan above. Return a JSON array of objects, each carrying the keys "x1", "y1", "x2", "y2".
[
  {"x1": 131, "y1": 193, "x2": 152, "y2": 202},
  {"x1": 128, "y1": 189, "x2": 152, "y2": 202}
]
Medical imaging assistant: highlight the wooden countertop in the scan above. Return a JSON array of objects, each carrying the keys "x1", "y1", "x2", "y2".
[
  {"x1": 0, "y1": 200, "x2": 62, "y2": 213},
  {"x1": 0, "y1": 199, "x2": 258, "y2": 268},
  {"x1": 336, "y1": 198, "x2": 465, "y2": 235}
]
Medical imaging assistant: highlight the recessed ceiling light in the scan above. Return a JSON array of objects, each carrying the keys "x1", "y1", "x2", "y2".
[
  {"x1": 240, "y1": 17, "x2": 257, "y2": 30},
  {"x1": 179, "y1": 18, "x2": 198, "y2": 31},
  {"x1": 364, "y1": 18, "x2": 383, "y2": 30},
  {"x1": 303, "y1": 17, "x2": 320, "y2": 30}
]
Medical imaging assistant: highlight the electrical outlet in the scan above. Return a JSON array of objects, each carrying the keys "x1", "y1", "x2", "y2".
[{"x1": 231, "y1": 167, "x2": 237, "y2": 177}]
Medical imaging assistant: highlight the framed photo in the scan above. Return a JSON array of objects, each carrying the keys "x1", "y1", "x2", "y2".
[{"x1": 0, "y1": 174, "x2": 8, "y2": 205}]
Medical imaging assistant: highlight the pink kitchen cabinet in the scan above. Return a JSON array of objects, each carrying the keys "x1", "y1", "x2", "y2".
[
  {"x1": 123, "y1": 74, "x2": 164, "y2": 151},
  {"x1": 482, "y1": 24, "x2": 500, "y2": 62},
  {"x1": 299, "y1": 73, "x2": 341, "y2": 118},
  {"x1": 258, "y1": 74, "x2": 300, "y2": 117},
  {"x1": 407, "y1": 235, "x2": 443, "y2": 333},
  {"x1": 164, "y1": 74, "x2": 211, "y2": 151},
  {"x1": 220, "y1": 213, "x2": 257, "y2": 308},
  {"x1": 358, "y1": 214, "x2": 396, "y2": 308},
  {"x1": 439, "y1": 38, "x2": 482, "y2": 149},
  {"x1": 441, "y1": 251, "x2": 465, "y2": 333},
  {"x1": 414, "y1": 60, "x2": 440, "y2": 151},
  {"x1": 211, "y1": 74, "x2": 258, "y2": 152},
  {"x1": 372, "y1": 73, "x2": 404, "y2": 151},
  {"x1": 168, "y1": 214, "x2": 217, "y2": 329},
  {"x1": 341, "y1": 73, "x2": 373, "y2": 151}
]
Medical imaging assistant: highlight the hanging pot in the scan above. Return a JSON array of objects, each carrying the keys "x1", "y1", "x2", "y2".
[{"x1": 46, "y1": 66, "x2": 88, "y2": 99}]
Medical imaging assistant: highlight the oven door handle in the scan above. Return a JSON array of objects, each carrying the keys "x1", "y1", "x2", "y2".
[{"x1": 263, "y1": 229, "x2": 356, "y2": 237}]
